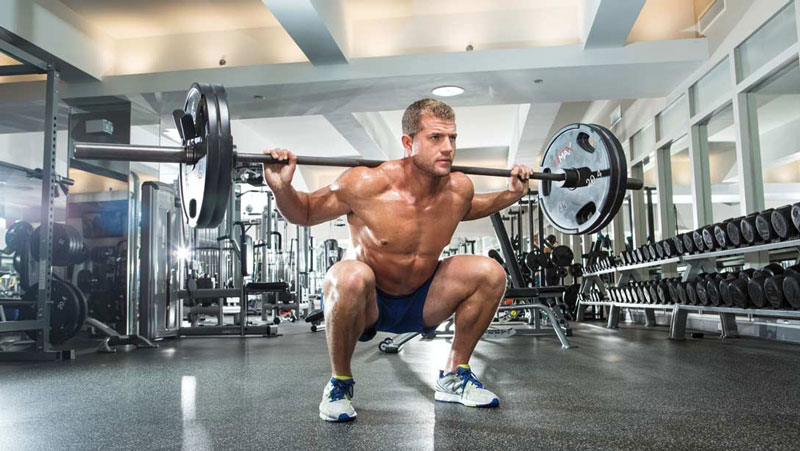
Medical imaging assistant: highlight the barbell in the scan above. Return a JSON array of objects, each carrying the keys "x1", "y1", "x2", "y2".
[{"x1": 73, "y1": 83, "x2": 643, "y2": 234}]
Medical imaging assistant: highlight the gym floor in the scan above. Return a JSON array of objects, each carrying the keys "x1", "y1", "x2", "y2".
[{"x1": 1, "y1": 323, "x2": 798, "y2": 451}]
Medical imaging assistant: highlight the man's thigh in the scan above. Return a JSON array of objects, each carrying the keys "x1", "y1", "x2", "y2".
[{"x1": 421, "y1": 255, "x2": 505, "y2": 328}]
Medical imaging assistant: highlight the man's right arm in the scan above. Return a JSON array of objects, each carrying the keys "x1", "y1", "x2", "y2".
[
  {"x1": 271, "y1": 182, "x2": 351, "y2": 227},
  {"x1": 263, "y1": 148, "x2": 352, "y2": 226}
]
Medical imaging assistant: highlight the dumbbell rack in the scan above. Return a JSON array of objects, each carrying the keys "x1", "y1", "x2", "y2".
[{"x1": 577, "y1": 238, "x2": 800, "y2": 341}]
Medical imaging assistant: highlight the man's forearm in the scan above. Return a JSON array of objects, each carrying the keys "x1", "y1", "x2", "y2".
[
  {"x1": 271, "y1": 185, "x2": 310, "y2": 225},
  {"x1": 464, "y1": 189, "x2": 524, "y2": 221}
]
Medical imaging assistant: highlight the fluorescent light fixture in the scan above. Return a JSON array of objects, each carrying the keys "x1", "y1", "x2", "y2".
[{"x1": 431, "y1": 85, "x2": 464, "y2": 97}]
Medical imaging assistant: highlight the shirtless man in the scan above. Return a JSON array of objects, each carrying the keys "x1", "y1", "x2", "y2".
[{"x1": 263, "y1": 99, "x2": 533, "y2": 422}]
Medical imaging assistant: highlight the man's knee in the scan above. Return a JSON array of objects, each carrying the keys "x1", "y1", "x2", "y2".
[
  {"x1": 479, "y1": 258, "x2": 507, "y2": 299},
  {"x1": 323, "y1": 261, "x2": 376, "y2": 302}
]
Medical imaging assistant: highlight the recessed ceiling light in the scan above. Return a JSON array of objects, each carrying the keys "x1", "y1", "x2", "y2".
[
  {"x1": 431, "y1": 85, "x2": 464, "y2": 97},
  {"x1": 253, "y1": 95, "x2": 264, "y2": 100},
  {"x1": 533, "y1": 79, "x2": 543, "y2": 84}
]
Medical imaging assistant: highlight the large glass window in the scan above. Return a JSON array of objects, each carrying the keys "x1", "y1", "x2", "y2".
[
  {"x1": 749, "y1": 61, "x2": 800, "y2": 208},
  {"x1": 631, "y1": 121, "x2": 655, "y2": 161},
  {"x1": 700, "y1": 104, "x2": 739, "y2": 223},
  {"x1": 638, "y1": 157, "x2": 660, "y2": 241},
  {"x1": 668, "y1": 135, "x2": 692, "y2": 233},
  {"x1": 736, "y1": 3, "x2": 798, "y2": 81},
  {"x1": 657, "y1": 95, "x2": 687, "y2": 141},
  {"x1": 691, "y1": 57, "x2": 731, "y2": 115}
]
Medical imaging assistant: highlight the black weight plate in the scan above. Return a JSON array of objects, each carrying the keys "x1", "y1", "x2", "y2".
[
  {"x1": 585, "y1": 123, "x2": 628, "y2": 233},
  {"x1": 784, "y1": 266, "x2": 800, "y2": 309},
  {"x1": 76, "y1": 269, "x2": 93, "y2": 293},
  {"x1": 538, "y1": 123, "x2": 626, "y2": 235},
  {"x1": 686, "y1": 282, "x2": 698, "y2": 305},
  {"x1": 208, "y1": 83, "x2": 234, "y2": 228},
  {"x1": 550, "y1": 245, "x2": 574, "y2": 267},
  {"x1": 60, "y1": 280, "x2": 88, "y2": 337},
  {"x1": 5, "y1": 221, "x2": 33, "y2": 253},
  {"x1": 180, "y1": 83, "x2": 220, "y2": 228},
  {"x1": 20, "y1": 279, "x2": 80, "y2": 345}
]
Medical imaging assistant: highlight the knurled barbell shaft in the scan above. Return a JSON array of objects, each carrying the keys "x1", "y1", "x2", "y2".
[{"x1": 73, "y1": 141, "x2": 643, "y2": 189}]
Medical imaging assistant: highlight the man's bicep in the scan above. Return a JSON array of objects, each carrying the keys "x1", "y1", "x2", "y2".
[{"x1": 306, "y1": 185, "x2": 351, "y2": 226}]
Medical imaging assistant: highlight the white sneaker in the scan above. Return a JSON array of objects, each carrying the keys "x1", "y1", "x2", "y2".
[
  {"x1": 434, "y1": 365, "x2": 500, "y2": 407},
  {"x1": 319, "y1": 377, "x2": 357, "y2": 422}
]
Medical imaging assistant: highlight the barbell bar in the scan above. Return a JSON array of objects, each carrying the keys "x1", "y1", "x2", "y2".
[{"x1": 73, "y1": 142, "x2": 643, "y2": 190}]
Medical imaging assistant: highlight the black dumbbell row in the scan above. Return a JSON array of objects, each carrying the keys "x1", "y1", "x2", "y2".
[
  {"x1": 582, "y1": 289, "x2": 609, "y2": 303},
  {"x1": 614, "y1": 203, "x2": 800, "y2": 267}
]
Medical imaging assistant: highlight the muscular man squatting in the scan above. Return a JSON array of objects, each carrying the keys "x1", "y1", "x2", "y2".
[{"x1": 263, "y1": 98, "x2": 533, "y2": 422}]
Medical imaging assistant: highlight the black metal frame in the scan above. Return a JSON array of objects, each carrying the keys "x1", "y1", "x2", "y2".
[{"x1": 0, "y1": 41, "x2": 65, "y2": 361}]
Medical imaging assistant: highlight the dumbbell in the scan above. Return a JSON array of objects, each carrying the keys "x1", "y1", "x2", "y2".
[
  {"x1": 792, "y1": 202, "x2": 800, "y2": 236},
  {"x1": 739, "y1": 213, "x2": 760, "y2": 245},
  {"x1": 771, "y1": 205, "x2": 800, "y2": 241},
  {"x1": 707, "y1": 273, "x2": 724, "y2": 306},
  {"x1": 673, "y1": 279, "x2": 688, "y2": 305},
  {"x1": 630, "y1": 284, "x2": 641, "y2": 303},
  {"x1": 692, "y1": 228, "x2": 706, "y2": 253},
  {"x1": 702, "y1": 225, "x2": 718, "y2": 252},
  {"x1": 672, "y1": 235, "x2": 685, "y2": 255},
  {"x1": 681, "y1": 233, "x2": 696, "y2": 254},
  {"x1": 647, "y1": 243, "x2": 658, "y2": 261},
  {"x1": 639, "y1": 245, "x2": 650, "y2": 262},
  {"x1": 656, "y1": 279, "x2": 671, "y2": 304},
  {"x1": 695, "y1": 275, "x2": 711, "y2": 306},
  {"x1": 637, "y1": 283, "x2": 648, "y2": 303},
  {"x1": 755, "y1": 208, "x2": 777, "y2": 243},
  {"x1": 685, "y1": 280, "x2": 698, "y2": 305},
  {"x1": 666, "y1": 278, "x2": 680, "y2": 304},
  {"x1": 662, "y1": 239, "x2": 677, "y2": 258},
  {"x1": 718, "y1": 272, "x2": 737, "y2": 307},
  {"x1": 729, "y1": 269, "x2": 755, "y2": 308},
  {"x1": 747, "y1": 263, "x2": 784, "y2": 309},
  {"x1": 725, "y1": 217, "x2": 744, "y2": 248},
  {"x1": 782, "y1": 265, "x2": 800, "y2": 309},
  {"x1": 764, "y1": 271, "x2": 788, "y2": 309}
]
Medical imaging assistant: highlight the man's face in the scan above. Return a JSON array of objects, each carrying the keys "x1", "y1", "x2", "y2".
[{"x1": 403, "y1": 113, "x2": 457, "y2": 177}]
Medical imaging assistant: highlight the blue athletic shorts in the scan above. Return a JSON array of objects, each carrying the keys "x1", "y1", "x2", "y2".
[{"x1": 359, "y1": 262, "x2": 441, "y2": 342}]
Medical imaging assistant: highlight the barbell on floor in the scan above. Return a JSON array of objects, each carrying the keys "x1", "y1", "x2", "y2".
[{"x1": 73, "y1": 83, "x2": 643, "y2": 233}]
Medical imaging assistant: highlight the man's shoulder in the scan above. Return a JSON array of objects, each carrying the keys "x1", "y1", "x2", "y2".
[
  {"x1": 336, "y1": 164, "x2": 392, "y2": 195},
  {"x1": 448, "y1": 171, "x2": 474, "y2": 197}
]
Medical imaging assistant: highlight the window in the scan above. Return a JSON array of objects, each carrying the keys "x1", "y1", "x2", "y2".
[
  {"x1": 699, "y1": 104, "x2": 739, "y2": 223},
  {"x1": 749, "y1": 61, "x2": 800, "y2": 208},
  {"x1": 691, "y1": 57, "x2": 731, "y2": 115},
  {"x1": 736, "y1": 3, "x2": 798, "y2": 82},
  {"x1": 657, "y1": 95, "x2": 687, "y2": 142},
  {"x1": 668, "y1": 135, "x2": 692, "y2": 233}
]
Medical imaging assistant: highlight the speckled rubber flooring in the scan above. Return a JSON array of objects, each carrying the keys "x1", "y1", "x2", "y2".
[{"x1": 1, "y1": 322, "x2": 799, "y2": 451}]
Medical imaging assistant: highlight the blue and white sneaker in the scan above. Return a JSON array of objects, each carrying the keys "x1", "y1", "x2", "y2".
[
  {"x1": 319, "y1": 377, "x2": 357, "y2": 422},
  {"x1": 434, "y1": 365, "x2": 500, "y2": 407}
]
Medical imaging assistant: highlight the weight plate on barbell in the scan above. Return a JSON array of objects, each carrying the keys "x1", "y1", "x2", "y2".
[
  {"x1": 586, "y1": 123, "x2": 628, "y2": 234},
  {"x1": 209, "y1": 83, "x2": 234, "y2": 228},
  {"x1": 538, "y1": 123, "x2": 627, "y2": 235},
  {"x1": 180, "y1": 83, "x2": 220, "y2": 228}
]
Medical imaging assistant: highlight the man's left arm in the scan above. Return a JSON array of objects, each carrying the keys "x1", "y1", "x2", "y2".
[{"x1": 462, "y1": 164, "x2": 533, "y2": 221}]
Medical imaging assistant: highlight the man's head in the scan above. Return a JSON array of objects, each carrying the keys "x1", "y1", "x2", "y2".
[{"x1": 401, "y1": 98, "x2": 456, "y2": 177}]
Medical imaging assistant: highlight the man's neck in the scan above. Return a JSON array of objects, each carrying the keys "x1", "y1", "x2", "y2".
[{"x1": 399, "y1": 157, "x2": 447, "y2": 200}]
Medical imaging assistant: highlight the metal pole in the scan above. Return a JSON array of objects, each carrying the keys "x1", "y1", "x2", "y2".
[{"x1": 36, "y1": 66, "x2": 59, "y2": 350}]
